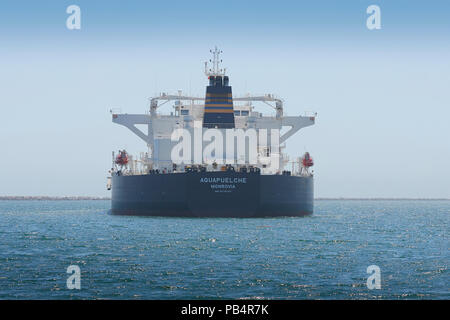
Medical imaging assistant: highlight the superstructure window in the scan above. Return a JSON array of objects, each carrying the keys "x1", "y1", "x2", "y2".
[
  {"x1": 234, "y1": 110, "x2": 241, "y2": 116},
  {"x1": 241, "y1": 110, "x2": 249, "y2": 116},
  {"x1": 180, "y1": 109, "x2": 189, "y2": 115}
]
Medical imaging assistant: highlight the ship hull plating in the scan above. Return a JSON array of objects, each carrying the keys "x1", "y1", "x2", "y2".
[{"x1": 111, "y1": 172, "x2": 313, "y2": 217}]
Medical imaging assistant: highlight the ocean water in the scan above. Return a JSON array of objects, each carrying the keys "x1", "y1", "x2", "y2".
[{"x1": 0, "y1": 200, "x2": 448, "y2": 299}]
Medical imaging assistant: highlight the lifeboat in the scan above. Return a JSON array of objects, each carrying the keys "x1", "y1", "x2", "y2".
[
  {"x1": 301, "y1": 152, "x2": 314, "y2": 167},
  {"x1": 115, "y1": 150, "x2": 129, "y2": 166}
]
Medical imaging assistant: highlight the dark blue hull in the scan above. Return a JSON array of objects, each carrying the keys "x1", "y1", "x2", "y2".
[{"x1": 111, "y1": 172, "x2": 313, "y2": 217}]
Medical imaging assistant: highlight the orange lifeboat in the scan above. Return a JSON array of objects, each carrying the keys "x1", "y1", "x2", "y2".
[
  {"x1": 115, "y1": 150, "x2": 129, "y2": 166},
  {"x1": 302, "y1": 152, "x2": 314, "y2": 168}
]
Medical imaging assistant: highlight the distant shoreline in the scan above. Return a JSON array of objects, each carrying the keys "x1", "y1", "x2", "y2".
[
  {"x1": 0, "y1": 196, "x2": 448, "y2": 201},
  {"x1": 0, "y1": 196, "x2": 110, "y2": 201},
  {"x1": 315, "y1": 198, "x2": 450, "y2": 201}
]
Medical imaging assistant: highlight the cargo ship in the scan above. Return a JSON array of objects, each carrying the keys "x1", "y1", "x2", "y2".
[{"x1": 108, "y1": 48, "x2": 316, "y2": 217}]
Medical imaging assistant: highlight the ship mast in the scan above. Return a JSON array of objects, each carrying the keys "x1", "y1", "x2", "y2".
[{"x1": 205, "y1": 46, "x2": 226, "y2": 77}]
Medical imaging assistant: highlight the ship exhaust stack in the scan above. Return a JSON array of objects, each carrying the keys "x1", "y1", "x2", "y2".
[{"x1": 203, "y1": 47, "x2": 235, "y2": 129}]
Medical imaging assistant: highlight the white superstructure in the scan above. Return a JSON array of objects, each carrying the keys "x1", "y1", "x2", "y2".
[{"x1": 111, "y1": 49, "x2": 316, "y2": 176}]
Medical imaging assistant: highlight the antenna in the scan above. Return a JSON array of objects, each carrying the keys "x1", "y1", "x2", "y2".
[{"x1": 204, "y1": 46, "x2": 226, "y2": 77}]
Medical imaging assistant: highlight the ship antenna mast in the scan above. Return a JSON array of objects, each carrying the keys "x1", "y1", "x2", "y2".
[{"x1": 204, "y1": 46, "x2": 226, "y2": 77}]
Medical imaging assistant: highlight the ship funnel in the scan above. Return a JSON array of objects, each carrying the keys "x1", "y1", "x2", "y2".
[{"x1": 203, "y1": 48, "x2": 235, "y2": 129}]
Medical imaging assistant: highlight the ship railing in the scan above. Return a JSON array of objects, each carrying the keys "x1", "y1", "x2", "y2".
[
  {"x1": 110, "y1": 107, "x2": 122, "y2": 115},
  {"x1": 303, "y1": 111, "x2": 317, "y2": 117},
  {"x1": 121, "y1": 167, "x2": 303, "y2": 176}
]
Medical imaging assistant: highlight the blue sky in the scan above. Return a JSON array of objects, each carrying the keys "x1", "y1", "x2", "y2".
[{"x1": 0, "y1": 0, "x2": 449, "y2": 197}]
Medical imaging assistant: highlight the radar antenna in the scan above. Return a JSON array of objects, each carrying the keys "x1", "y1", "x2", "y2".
[{"x1": 204, "y1": 46, "x2": 226, "y2": 77}]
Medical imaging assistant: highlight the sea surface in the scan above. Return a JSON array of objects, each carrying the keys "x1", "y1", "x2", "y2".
[{"x1": 0, "y1": 200, "x2": 448, "y2": 299}]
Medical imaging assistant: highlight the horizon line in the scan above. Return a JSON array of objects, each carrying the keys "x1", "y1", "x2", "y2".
[{"x1": 0, "y1": 196, "x2": 449, "y2": 201}]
